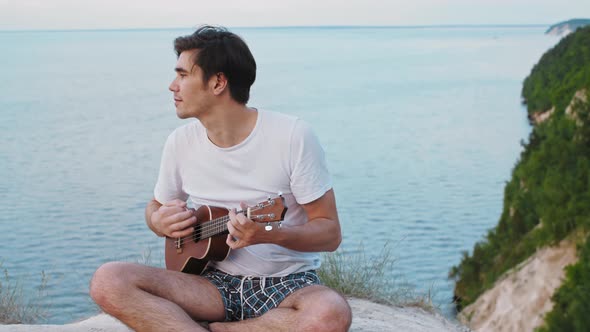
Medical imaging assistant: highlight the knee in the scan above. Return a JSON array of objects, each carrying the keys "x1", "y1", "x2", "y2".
[
  {"x1": 302, "y1": 292, "x2": 352, "y2": 332},
  {"x1": 89, "y1": 262, "x2": 134, "y2": 312}
]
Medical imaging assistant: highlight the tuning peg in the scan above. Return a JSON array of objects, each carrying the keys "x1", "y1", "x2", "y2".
[{"x1": 265, "y1": 222, "x2": 273, "y2": 231}]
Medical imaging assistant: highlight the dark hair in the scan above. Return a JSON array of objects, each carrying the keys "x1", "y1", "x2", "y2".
[{"x1": 174, "y1": 25, "x2": 256, "y2": 104}]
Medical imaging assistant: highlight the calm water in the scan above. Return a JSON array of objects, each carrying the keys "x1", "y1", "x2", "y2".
[{"x1": 0, "y1": 26, "x2": 558, "y2": 323}]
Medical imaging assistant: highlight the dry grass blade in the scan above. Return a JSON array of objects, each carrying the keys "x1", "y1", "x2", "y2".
[
  {"x1": 318, "y1": 242, "x2": 434, "y2": 311},
  {"x1": 0, "y1": 264, "x2": 48, "y2": 324}
]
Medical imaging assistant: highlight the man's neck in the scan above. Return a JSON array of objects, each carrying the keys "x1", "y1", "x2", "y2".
[{"x1": 200, "y1": 103, "x2": 258, "y2": 148}]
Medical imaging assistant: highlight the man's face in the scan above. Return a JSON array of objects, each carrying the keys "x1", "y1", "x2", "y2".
[{"x1": 168, "y1": 49, "x2": 211, "y2": 119}]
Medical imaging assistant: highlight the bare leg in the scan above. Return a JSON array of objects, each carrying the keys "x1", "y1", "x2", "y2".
[
  {"x1": 90, "y1": 262, "x2": 226, "y2": 332},
  {"x1": 209, "y1": 285, "x2": 352, "y2": 332}
]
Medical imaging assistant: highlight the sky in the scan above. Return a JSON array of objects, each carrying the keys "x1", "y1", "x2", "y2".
[{"x1": 0, "y1": 0, "x2": 588, "y2": 31}]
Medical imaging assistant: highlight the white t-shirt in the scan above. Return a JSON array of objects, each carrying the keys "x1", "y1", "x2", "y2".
[{"x1": 154, "y1": 110, "x2": 332, "y2": 276}]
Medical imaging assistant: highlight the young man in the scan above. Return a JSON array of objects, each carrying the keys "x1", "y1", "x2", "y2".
[{"x1": 90, "y1": 26, "x2": 352, "y2": 331}]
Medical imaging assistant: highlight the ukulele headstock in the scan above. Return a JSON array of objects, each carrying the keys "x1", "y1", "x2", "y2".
[{"x1": 247, "y1": 195, "x2": 287, "y2": 224}]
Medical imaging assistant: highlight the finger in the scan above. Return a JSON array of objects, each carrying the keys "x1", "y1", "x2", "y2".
[
  {"x1": 226, "y1": 234, "x2": 234, "y2": 248},
  {"x1": 228, "y1": 208, "x2": 237, "y2": 220},
  {"x1": 227, "y1": 221, "x2": 243, "y2": 238},
  {"x1": 240, "y1": 202, "x2": 248, "y2": 210},
  {"x1": 226, "y1": 234, "x2": 241, "y2": 249},
  {"x1": 228, "y1": 209, "x2": 242, "y2": 228},
  {"x1": 172, "y1": 210, "x2": 195, "y2": 223},
  {"x1": 159, "y1": 205, "x2": 187, "y2": 218},
  {"x1": 170, "y1": 227, "x2": 194, "y2": 239},
  {"x1": 172, "y1": 215, "x2": 197, "y2": 231},
  {"x1": 160, "y1": 212, "x2": 197, "y2": 234},
  {"x1": 236, "y1": 212, "x2": 251, "y2": 226}
]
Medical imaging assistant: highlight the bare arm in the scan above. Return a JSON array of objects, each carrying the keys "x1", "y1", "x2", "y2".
[
  {"x1": 226, "y1": 189, "x2": 342, "y2": 252},
  {"x1": 145, "y1": 198, "x2": 197, "y2": 238}
]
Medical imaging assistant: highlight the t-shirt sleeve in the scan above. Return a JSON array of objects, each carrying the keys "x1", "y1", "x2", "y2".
[
  {"x1": 289, "y1": 119, "x2": 333, "y2": 205},
  {"x1": 153, "y1": 132, "x2": 189, "y2": 204}
]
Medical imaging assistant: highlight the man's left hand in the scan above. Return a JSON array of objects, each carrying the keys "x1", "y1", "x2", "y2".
[{"x1": 226, "y1": 204, "x2": 264, "y2": 249}]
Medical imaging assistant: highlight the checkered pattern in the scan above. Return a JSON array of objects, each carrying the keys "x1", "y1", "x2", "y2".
[{"x1": 202, "y1": 268, "x2": 321, "y2": 321}]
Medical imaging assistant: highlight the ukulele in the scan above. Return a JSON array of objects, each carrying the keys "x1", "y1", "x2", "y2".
[{"x1": 165, "y1": 196, "x2": 287, "y2": 275}]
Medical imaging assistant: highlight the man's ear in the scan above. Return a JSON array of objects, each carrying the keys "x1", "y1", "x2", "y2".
[{"x1": 211, "y1": 72, "x2": 228, "y2": 96}]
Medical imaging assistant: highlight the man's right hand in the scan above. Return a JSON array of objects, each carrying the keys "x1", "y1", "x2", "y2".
[{"x1": 150, "y1": 199, "x2": 197, "y2": 238}]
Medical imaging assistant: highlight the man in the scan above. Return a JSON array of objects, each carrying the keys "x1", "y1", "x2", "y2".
[{"x1": 90, "y1": 25, "x2": 352, "y2": 332}]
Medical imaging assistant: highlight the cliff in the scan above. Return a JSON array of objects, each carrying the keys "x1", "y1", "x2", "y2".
[
  {"x1": 545, "y1": 19, "x2": 590, "y2": 36},
  {"x1": 451, "y1": 25, "x2": 590, "y2": 331},
  {"x1": 458, "y1": 240, "x2": 577, "y2": 331},
  {"x1": 522, "y1": 25, "x2": 590, "y2": 118}
]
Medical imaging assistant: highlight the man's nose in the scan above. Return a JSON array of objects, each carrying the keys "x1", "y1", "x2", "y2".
[{"x1": 169, "y1": 80, "x2": 178, "y2": 92}]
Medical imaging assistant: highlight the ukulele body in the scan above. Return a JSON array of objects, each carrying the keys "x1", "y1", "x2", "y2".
[{"x1": 164, "y1": 205, "x2": 230, "y2": 275}]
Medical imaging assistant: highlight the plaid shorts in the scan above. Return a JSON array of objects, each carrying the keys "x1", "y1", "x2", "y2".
[{"x1": 202, "y1": 268, "x2": 321, "y2": 321}]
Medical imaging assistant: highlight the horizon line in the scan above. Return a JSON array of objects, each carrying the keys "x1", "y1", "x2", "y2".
[{"x1": 0, "y1": 23, "x2": 552, "y2": 33}]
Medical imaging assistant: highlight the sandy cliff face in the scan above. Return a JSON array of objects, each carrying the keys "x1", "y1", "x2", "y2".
[
  {"x1": 531, "y1": 107, "x2": 555, "y2": 124},
  {"x1": 458, "y1": 240, "x2": 577, "y2": 332},
  {"x1": 546, "y1": 20, "x2": 590, "y2": 36},
  {"x1": 546, "y1": 25, "x2": 573, "y2": 37},
  {"x1": 565, "y1": 89, "x2": 588, "y2": 123}
]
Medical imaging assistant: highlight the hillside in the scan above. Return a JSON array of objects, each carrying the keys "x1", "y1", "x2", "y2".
[
  {"x1": 546, "y1": 19, "x2": 590, "y2": 36},
  {"x1": 522, "y1": 25, "x2": 590, "y2": 118},
  {"x1": 450, "y1": 26, "x2": 590, "y2": 331}
]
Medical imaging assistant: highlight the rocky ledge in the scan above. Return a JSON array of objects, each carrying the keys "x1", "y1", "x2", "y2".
[{"x1": 0, "y1": 298, "x2": 469, "y2": 332}]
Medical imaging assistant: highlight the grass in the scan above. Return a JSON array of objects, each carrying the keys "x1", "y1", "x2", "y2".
[
  {"x1": 318, "y1": 242, "x2": 435, "y2": 311},
  {"x1": 140, "y1": 241, "x2": 435, "y2": 309},
  {"x1": 137, "y1": 243, "x2": 436, "y2": 310},
  {"x1": 0, "y1": 263, "x2": 48, "y2": 324},
  {"x1": 1, "y1": 243, "x2": 432, "y2": 324}
]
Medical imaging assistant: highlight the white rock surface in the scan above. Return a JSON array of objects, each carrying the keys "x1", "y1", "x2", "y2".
[{"x1": 0, "y1": 298, "x2": 469, "y2": 332}]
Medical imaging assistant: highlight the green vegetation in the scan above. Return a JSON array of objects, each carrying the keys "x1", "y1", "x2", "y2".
[
  {"x1": 538, "y1": 236, "x2": 590, "y2": 332},
  {"x1": 522, "y1": 26, "x2": 590, "y2": 115},
  {"x1": 450, "y1": 25, "x2": 590, "y2": 330},
  {"x1": 0, "y1": 264, "x2": 48, "y2": 324},
  {"x1": 319, "y1": 243, "x2": 433, "y2": 310}
]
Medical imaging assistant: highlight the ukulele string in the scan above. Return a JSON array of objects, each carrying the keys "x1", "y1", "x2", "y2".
[
  {"x1": 179, "y1": 215, "x2": 231, "y2": 244},
  {"x1": 176, "y1": 209, "x2": 245, "y2": 244},
  {"x1": 175, "y1": 199, "x2": 276, "y2": 245}
]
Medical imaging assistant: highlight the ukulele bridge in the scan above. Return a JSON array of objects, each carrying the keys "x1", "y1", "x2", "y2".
[{"x1": 175, "y1": 238, "x2": 183, "y2": 254}]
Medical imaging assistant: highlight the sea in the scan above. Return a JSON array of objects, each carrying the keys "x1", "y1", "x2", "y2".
[{"x1": 0, "y1": 26, "x2": 559, "y2": 324}]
